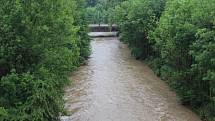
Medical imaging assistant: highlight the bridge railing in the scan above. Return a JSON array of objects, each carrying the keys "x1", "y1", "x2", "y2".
[{"x1": 89, "y1": 24, "x2": 118, "y2": 32}]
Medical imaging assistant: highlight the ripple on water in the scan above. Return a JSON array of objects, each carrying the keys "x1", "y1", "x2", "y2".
[{"x1": 61, "y1": 36, "x2": 201, "y2": 121}]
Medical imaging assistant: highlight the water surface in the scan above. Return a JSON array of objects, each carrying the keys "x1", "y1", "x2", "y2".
[{"x1": 61, "y1": 35, "x2": 201, "y2": 121}]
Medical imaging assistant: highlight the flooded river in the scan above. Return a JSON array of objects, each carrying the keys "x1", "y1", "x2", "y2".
[{"x1": 61, "y1": 35, "x2": 201, "y2": 121}]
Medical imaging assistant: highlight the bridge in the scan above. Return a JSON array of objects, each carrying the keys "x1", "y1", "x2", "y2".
[{"x1": 88, "y1": 24, "x2": 118, "y2": 37}]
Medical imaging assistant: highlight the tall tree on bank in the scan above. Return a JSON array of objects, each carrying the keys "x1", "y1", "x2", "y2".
[
  {"x1": 111, "y1": 0, "x2": 215, "y2": 120},
  {"x1": 86, "y1": 0, "x2": 127, "y2": 24},
  {"x1": 0, "y1": 0, "x2": 90, "y2": 120}
]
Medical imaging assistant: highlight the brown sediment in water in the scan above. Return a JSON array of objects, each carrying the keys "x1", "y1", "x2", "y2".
[{"x1": 61, "y1": 35, "x2": 201, "y2": 121}]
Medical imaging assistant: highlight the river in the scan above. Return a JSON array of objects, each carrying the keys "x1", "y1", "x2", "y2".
[{"x1": 61, "y1": 34, "x2": 201, "y2": 121}]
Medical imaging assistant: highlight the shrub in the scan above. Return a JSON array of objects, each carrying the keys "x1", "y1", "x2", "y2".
[
  {"x1": 150, "y1": 0, "x2": 215, "y2": 120},
  {"x1": 0, "y1": 70, "x2": 62, "y2": 121},
  {"x1": 75, "y1": 0, "x2": 91, "y2": 62},
  {"x1": 112, "y1": 0, "x2": 166, "y2": 59},
  {"x1": 0, "y1": 0, "x2": 90, "y2": 120},
  {"x1": 86, "y1": 0, "x2": 127, "y2": 24},
  {"x1": 113, "y1": 0, "x2": 214, "y2": 120}
]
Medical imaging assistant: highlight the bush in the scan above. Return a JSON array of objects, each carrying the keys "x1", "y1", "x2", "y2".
[
  {"x1": 113, "y1": 0, "x2": 214, "y2": 120},
  {"x1": 0, "y1": 70, "x2": 62, "y2": 121},
  {"x1": 0, "y1": 0, "x2": 90, "y2": 120},
  {"x1": 112, "y1": 0, "x2": 166, "y2": 59},
  {"x1": 75, "y1": 0, "x2": 91, "y2": 62},
  {"x1": 150, "y1": 0, "x2": 215, "y2": 120},
  {"x1": 86, "y1": 0, "x2": 127, "y2": 24}
]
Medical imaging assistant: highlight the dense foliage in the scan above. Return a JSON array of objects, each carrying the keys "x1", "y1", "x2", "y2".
[
  {"x1": 112, "y1": 0, "x2": 166, "y2": 58},
  {"x1": 75, "y1": 0, "x2": 91, "y2": 62},
  {"x1": 150, "y1": 0, "x2": 215, "y2": 120},
  {"x1": 86, "y1": 0, "x2": 126, "y2": 24},
  {"x1": 0, "y1": 0, "x2": 90, "y2": 120},
  {"x1": 112, "y1": 0, "x2": 215, "y2": 120},
  {"x1": 87, "y1": 0, "x2": 98, "y2": 7}
]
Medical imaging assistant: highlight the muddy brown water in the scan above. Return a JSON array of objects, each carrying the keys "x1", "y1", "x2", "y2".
[{"x1": 61, "y1": 35, "x2": 201, "y2": 121}]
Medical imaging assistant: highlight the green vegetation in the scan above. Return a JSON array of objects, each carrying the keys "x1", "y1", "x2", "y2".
[
  {"x1": 0, "y1": 0, "x2": 214, "y2": 120},
  {"x1": 112, "y1": 0, "x2": 166, "y2": 59},
  {"x1": 112, "y1": 0, "x2": 215, "y2": 120},
  {"x1": 86, "y1": 0, "x2": 126, "y2": 24},
  {"x1": 0, "y1": 0, "x2": 90, "y2": 120}
]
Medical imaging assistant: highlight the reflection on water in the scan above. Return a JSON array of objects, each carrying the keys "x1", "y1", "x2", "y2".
[{"x1": 61, "y1": 35, "x2": 201, "y2": 121}]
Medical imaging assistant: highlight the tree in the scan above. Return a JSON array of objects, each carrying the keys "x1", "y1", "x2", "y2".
[
  {"x1": 150, "y1": 0, "x2": 215, "y2": 120},
  {"x1": 0, "y1": 0, "x2": 90, "y2": 120}
]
